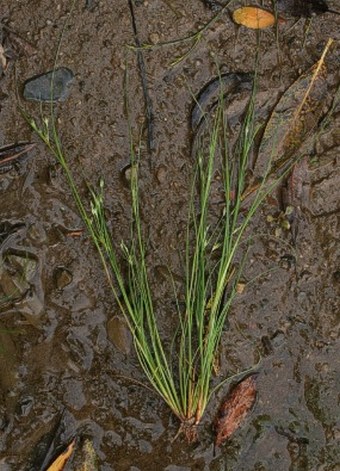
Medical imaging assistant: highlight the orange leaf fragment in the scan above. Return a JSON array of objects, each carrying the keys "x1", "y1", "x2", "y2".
[
  {"x1": 214, "y1": 375, "x2": 257, "y2": 446},
  {"x1": 232, "y1": 7, "x2": 277, "y2": 29},
  {"x1": 46, "y1": 438, "x2": 76, "y2": 471}
]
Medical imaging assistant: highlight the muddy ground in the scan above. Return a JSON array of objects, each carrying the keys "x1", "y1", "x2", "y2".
[{"x1": 0, "y1": 0, "x2": 339, "y2": 470}]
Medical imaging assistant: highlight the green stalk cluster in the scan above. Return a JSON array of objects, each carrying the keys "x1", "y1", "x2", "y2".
[{"x1": 27, "y1": 84, "x2": 279, "y2": 440}]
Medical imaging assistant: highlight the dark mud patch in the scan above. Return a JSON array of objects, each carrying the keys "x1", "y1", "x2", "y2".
[{"x1": 0, "y1": 0, "x2": 339, "y2": 469}]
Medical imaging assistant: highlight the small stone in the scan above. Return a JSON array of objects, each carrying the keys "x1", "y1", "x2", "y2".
[
  {"x1": 121, "y1": 164, "x2": 132, "y2": 188},
  {"x1": 107, "y1": 315, "x2": 132, "y2": 354},
  {"x1": 54, "y1": 266, "x2": 73, "y2": 289},
  {"x1": 149, "y1": 32, "x2": 160, "y2": 44},
  {"x1": 23, "y1": 67, "x2": 74, "y2": 102},
  {"x1": 236, "y1": 282, "x2": 246, "y2": 294},
  {"x1": 156, "y1": 165, "x2": 167, "y2": 184},
  {"x1": 18, "y1": 396, "x2": 34, "y2": 416}
]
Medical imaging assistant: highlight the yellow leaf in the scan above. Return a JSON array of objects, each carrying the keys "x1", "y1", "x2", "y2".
[
  {"x1": 47, "y1": 438, "x2": 76, "y2": 471},
  {"x1": 232, "y1": 7, "x2": 276, "y2": 29}
]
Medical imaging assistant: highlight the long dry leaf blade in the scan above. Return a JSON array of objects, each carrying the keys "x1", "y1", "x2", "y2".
[
  {"x1": 214, "y1": 375, "x2": 257, "y2": 446},
  {"x1": 46, "y1": 438, "x2": 76, "y2": 471},
  {"x1": 255, "y1": 39, "x2": 333, "y2": 177}
]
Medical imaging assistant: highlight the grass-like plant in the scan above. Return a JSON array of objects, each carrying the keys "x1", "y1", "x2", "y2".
[
  {"x1": 24, "y1": 28, "x2": 336, "y2": 439},
  {"x1": 26, "y1": 82, "x2": 281, "y2": 441}
]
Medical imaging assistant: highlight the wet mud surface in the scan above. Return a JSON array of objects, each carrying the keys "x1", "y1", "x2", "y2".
[{"x1": 0, "y1": 1, "x2": 339, "y2": 469}]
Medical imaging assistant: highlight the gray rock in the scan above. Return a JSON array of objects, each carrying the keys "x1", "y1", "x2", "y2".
[{"x1": 23, "y1": 67, "x2": 74, "y2": 102}]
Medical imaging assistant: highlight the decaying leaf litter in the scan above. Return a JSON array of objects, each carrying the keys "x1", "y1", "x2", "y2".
[
  {"x1": 214, "y1": 374, "x2": 257, "y2": 447},
  {"x1": 0, "y1": 0, "x2": 340, "y2": 470}
]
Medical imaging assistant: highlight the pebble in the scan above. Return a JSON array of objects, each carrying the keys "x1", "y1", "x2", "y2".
[
  {"x1": 156, "y1": 165, "x2": 167, "y2": 184},
  {"x1": 54, "y1": 266, "x2": 73, "y2": 289},
  {"x1": 107, "y1": 315, "x2": 132, "y2": 354},
  {"x1": 149, "y1": 32, "x2": 160, "y2": 44},
  {"x1": 236, "y1": 282, "x2": 246, "y2": 294},
  {"x1": 23, "y1": 67, "x2": 74, "y2": 102},
  {"x1": 121, "y1": 164, "x2": 133, "y2": 188},
  {"x1": 18, "y1": 396, "x2": 34, "y2": 416}
]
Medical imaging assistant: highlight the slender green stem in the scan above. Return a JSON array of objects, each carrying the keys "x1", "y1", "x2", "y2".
[{"x1": 128, "y1": 1, "x2": 234, "y2": 66}]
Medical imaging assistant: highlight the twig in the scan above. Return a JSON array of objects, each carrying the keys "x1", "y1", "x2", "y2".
[
  {"x1": 127, "y1": 0, "x2": 155, "y2": 154},
  {"x1": 128, "y1": 0, "x2": 234, "y2": 66}
]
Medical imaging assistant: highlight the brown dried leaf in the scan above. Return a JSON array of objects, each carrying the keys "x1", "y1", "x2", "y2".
[
  {"x1": 255, "y1": 39, "x2": 333, "y2": 178},
  {"x1": 46, "y1": 438, "x2": 76, "y2": 471},
  {"x1": 232, "y1": 7, "x2": 277, "y2": 29},
  {"x1": 214, "y1": 375, "x2": 257, "y2": 446}
]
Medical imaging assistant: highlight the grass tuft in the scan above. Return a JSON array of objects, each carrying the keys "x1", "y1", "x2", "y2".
[
  {"x1": 25, "y1": 72, "x2": 305, "y2": 440},
  {"x1": 16, "y1": 0, "x2": 336, "y2": 435}
]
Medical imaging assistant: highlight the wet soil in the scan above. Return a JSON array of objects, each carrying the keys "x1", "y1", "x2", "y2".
[{"x1": 0, "y1": 1, "x2": 339, "y2": 469}]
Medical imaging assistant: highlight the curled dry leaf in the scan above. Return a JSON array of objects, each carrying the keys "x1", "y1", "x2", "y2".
[
  {"x1": 232, "y1": 7, "x2": 279, "y2": 29},
  {"x1": 214, "y1": 375, "x2": 257, "y2": 446},
  {"x1": 46, "y1": 438, "x2": 76, "y2": 471}
]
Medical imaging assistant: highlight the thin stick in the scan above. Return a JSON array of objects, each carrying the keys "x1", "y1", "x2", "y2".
[
  {"x1": 128, "y1": 0, "x2": 234, "y2": 65},
  {"x1": 127, "y1": 0, "x2": 155, "y2": 154}
]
